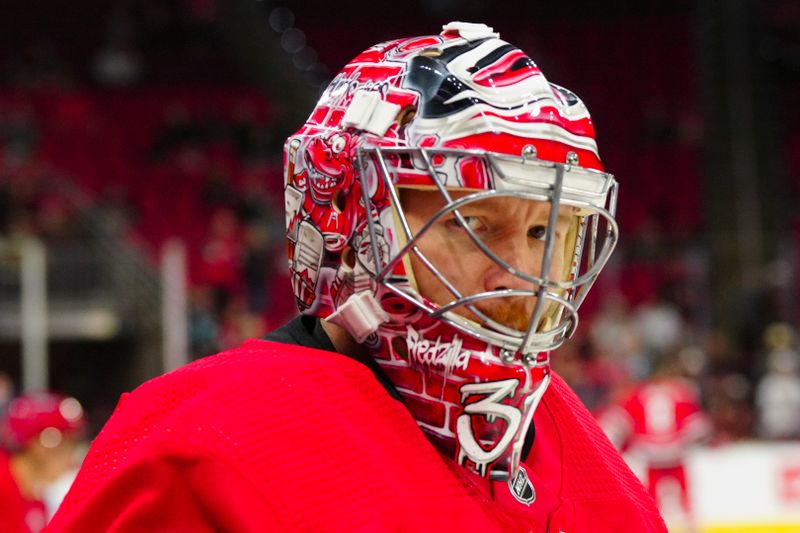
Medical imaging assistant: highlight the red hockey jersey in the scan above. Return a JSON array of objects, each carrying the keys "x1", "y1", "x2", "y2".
[
  {"x1": 46, "y1": 339, "x2": 665, "y2": 532},
  {"x1": 0, "y1": 451, "x2": 48, "y2": 533},
  {"x1": 599, "y1": 378, "x2": 712, "y2": 467}
]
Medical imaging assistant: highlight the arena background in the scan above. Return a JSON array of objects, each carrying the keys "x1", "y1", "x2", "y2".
[{"x1": 0, "y1": 0, "x2": 798, "y2": 530}]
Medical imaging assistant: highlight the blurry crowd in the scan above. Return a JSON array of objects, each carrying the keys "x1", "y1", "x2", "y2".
[
  {"x1": 554, "y1": 288, "x2": 800, "y2": 443},
  {"x1": 0, "y1": 83, "x2": 293, "y2": 356},
  {"x1": 143, "y1": 100, "x2": 294, "y2": 355},
  {"x1": 0, "y1": 104, "x2": 81, "y2": 244}
]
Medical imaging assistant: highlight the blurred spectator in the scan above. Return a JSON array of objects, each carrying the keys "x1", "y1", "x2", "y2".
[
  {"x1": 589, "y1": 291, "x2": 646, "y2": 380},
  {"x1": 198, "y1": 207, "x2": 243, "y2": 313},
  {"x1": 707, "y1": 372, "x2": 754, "y2": 444},
  {"x1": 731, "y1": 263, "x2": 793, "y2": 370},
  {"x1": 755, "y1": 323, "x2": 800, "y2": 439},
  {"x1": 0, "y1": 392, "x2": 87, "y2": 532},
  {"x1": 634, "y1": 288, "x2": 685, "y2": 371},
  {"x1": 217, "y1": 294, "x2": 266, "y2": 350},
  {"x1": 230, "y1": 105, "x2": 279, "y2": 161},
  {"x1": 0, "y1": 104, "x2": 39, "y2": 162},
  {"x1": 551, "y1": 336, "x2": 614, "y2": 412},
  {"x1": 756, "y1": 347, "x2": 800, "y2": 439},
  {"x1": 151, "y1": 104, "x2": 204, "y2": 160},
  {"x1": 93, "y1": 2, "x2": 143, "y2": 87},
  {"x1": 241, "y1": 223, "x2": 271, "y2": 314},
  {"x1": 35, "y1": 193, "x2": 77, "y2": 243},
  {"x1": 231, "y1": 101, "x2": 263, "y2": 160},
  {"x1": 92, "y1": 36, "x2": 144, "y2": 86},
  {"x1": 93, "y1": 184, "x2": 137, "y2": 237},
  {"x1": 188, "y1": 286, "x2": 220, "y2": 358},
  {"x1": 0, "y1": 373, "x2": 14, "y2": 418},
  {"x1": 237, "y1": 173, "x2": 283, "y2": 316},
  {"x1": 200, "y1": 167, "x2": 238, "y2": 210}
]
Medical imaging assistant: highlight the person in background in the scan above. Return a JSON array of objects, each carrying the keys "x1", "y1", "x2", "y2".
[
  {"x1": 0, "y1": 372, "x2": 14, "y2": 417},
  {"x1": 599, "y1": 349, "x2": 712, "y2": 532},
  {"x1": 755, "y1": 323, "x2": 800, "y2": 440},
  {"x1": 0, "y1": 391, "x2": 86, "y2": 533}
]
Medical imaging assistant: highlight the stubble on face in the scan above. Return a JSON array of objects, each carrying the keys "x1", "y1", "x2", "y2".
[{"x1": 399, "y1": 188, "x2": 571, "y2": 333}]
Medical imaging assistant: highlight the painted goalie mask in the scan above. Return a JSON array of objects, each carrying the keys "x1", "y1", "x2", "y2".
[{"x1": 284, "y1": 22, "x2": 618, "y2": 481}]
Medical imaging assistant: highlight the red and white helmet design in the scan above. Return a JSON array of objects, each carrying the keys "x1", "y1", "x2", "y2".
[{"x1": 284, "y1": 22, "x2": 618, "y2": 480}]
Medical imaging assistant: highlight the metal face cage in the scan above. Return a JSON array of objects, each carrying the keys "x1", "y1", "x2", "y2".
[{"x1": 356, "y1": 145, "x2": 619, "y2": 362}]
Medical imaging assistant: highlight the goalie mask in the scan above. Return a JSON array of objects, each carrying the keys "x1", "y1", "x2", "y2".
[{"x1": 284, "y1": 22, "x2": 618, "y2": 481}]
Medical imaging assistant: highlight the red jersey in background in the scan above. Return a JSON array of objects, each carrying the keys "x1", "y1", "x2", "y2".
[
  {"x1": 0, "y1": 451, "x2": 48, "y2": 533},
  {"x1": 599, "y1": 378, "x2": 711, "y2": 529}
]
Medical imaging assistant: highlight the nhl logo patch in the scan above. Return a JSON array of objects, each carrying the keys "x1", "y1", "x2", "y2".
[{"x1": 508, "y1": 466, "x2": 536, "y2": 506}]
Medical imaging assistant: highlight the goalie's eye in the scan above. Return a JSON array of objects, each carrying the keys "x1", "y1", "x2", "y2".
[
  {"x1": 446, "y1": 215, "x2": 485, "y2": 232},
  {"x1": 528, "y1": 225, "x2": 547, "y2": 241}
]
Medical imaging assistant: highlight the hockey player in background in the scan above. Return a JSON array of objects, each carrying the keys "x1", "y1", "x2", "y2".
[
  {"x1": 0, "y1": 392, "x2": 86, "y2": 532},
  {"x1": 599, "y1": 350, "x2": 712, "y2": 531},
  {"x1": 48, "y1": 23, "x2": 665, "y2": 531}
]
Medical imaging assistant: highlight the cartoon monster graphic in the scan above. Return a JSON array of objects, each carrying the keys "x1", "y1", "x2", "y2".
[{"x1": 292, "y1": 132, "x2": 361, "y2": 252}]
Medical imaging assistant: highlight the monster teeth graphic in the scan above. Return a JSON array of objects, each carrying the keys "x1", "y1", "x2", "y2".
[
  {"x1": 311, "y1": 171, "x2": 337, "y2": 190},
  {"x1": 305, "y1": 155, "x2": 342, "y2": 203},
  {"x1": 308, "y1": 166, "x2": 338, "y2": 191}
]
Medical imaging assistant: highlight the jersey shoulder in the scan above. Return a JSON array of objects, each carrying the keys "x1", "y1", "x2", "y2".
[
  {"x1": 111, "y1": 339, "x2": 378, "y2": 427},
  {"x1": 54, "y1": 340, "x2": 510, "y2": 531}
]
